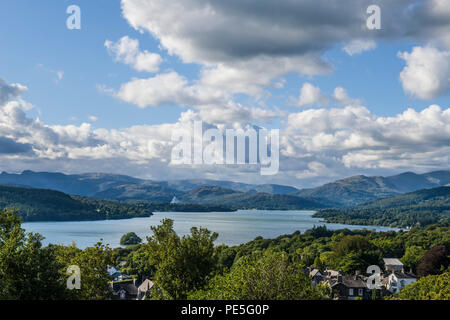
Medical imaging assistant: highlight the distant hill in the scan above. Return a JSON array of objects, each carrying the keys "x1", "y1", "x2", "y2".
[
  {"x1": 313, "y1": 186, "x2": 450, "y2": 228},
  {"x1": 164, "y1": 179, "x2": 299, "y2": 194},
  {"x1": 0, "y1": 185, "x2": 153, "y2": 222},
  {"x1": 294, "y1": 170, "x2": 450, "y2": 206},
  {"x1": 1, "y1": 169, "x2": 449, "y2": 209},
  {"x1": 0, "y1": 171, "x2": 144, "y2": 196},
  {"x1": 178, "y1": 186, "x2": 326, "y2": 210},
  {"x1": 91, "y1": 184, "x2": 182, "y2": 202},
  {"x1": 0, "y1": 185, "x2": 237, "y2": 222},
  {"x1": 0, "y1": 171, "x2": 298, "y2": 198}
]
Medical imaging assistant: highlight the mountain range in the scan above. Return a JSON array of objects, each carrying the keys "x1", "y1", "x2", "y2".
[{"x1": 0, "y1": 169, "x2": 449, "y2": 208}]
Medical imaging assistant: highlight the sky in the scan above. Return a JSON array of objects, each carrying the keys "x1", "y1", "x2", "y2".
[{"x1": 0, "y1": 0, "x2": 449, "y2": 188}]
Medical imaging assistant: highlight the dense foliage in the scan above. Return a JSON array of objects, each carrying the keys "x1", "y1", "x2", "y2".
[
  {"x1": 188, "y1": 251, "x2": 325, "y2": 300},
  {"x1": 1, "y1": 206, "x2": 449, "y2": 300},
  {"x1": 314, "y1": 187, "x2": 450, "y2": 228},
  {"x1": 0, "y1": 209, "x2": 114, "y2": 300},
  {"x1": 0, "y1": 185, "x2": 153, "y2": 221},
  {"x1": 120, "y1": 232, "x2": 142, "y2": 246},
  {"x1": 388, "y1": 272, "x2": 450, "y2": 300}
]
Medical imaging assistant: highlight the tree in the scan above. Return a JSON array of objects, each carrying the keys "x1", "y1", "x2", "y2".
[
  {"x1": 401, "y1": 246, "x2": 426, "y2": 273},
  {"x1": 54, "y1": 242, "x2": 114, "y2": 300},
  {"x1": 189, "y1": 251, "x2": 324, "y2": 300},
  {"x1": 144, "y1": 219, "x2": 218, "y2": 300},
  {"x1": 417, "y1": 245, "x2": 449, "y2": 277},
  {"x1": 120, "y1": 232, "x2": 142, "y2": 246},
  {"x1": 0, "y1": 209, "x2": 66, "y2": 300}
]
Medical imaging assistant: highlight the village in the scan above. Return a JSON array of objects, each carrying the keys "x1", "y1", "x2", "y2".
[
  {"x1": 107, "y1": 257, "x2": 417, "y2": 300},
  {"x1": 308, "y1": 258, "x2": 417, "y2": 300}
]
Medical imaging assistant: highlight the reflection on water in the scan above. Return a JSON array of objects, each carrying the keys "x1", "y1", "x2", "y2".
[{"x1": 22, "y1": 210, "x2": 401, "y2": 249}]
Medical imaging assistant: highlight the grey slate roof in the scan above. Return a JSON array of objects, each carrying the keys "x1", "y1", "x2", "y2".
[{"x1": 383, "y1": 258, "x2": 403, "y2": 266}]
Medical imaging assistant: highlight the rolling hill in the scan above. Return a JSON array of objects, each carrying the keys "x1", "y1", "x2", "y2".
[
  {"x1": 313, "y1": 186, "x2": 450, "y2": 228},
  {"x1": 0, "y1": 185, "x2": 153, "y2": 222},
  {"x1": 177, "y1": 186, "x2": 326, "y2": 210},
  {"x1": 293, "y1": 170, "x2": 450, "y2": 206}
]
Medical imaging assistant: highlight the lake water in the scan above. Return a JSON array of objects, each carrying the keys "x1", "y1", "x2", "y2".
[{"x1": 22, "y1": 210, "x2": 401, "y2": 249}]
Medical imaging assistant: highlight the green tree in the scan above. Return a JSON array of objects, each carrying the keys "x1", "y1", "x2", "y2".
[
  {"x1": 401, "y1": 246, "x2": 426, "y2": 272},
  {"x1": 0, "y1": 209, "x2": 66, "y2": 300},
  {"x1": 145, "y1": 219, "x2": 218, "y2": 300},
  {"x1": 54, "y1": 242, "x2": 114, "y2": 300},
  {"x1": 120, "y1": 232, "x2": 142, "y2": 246},
  {"x1": 189, "y1": 251, "x2": 324, "y2": 300}
]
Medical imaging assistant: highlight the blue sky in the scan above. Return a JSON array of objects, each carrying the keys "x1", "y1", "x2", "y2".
[{"x1": 0, "y1": 0, "x2": 449, "y2": 187}]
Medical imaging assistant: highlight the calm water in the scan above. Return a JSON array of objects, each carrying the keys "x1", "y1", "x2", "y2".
[{"x1": 22, "y1": 210, "x2": 400, "y2": 249}]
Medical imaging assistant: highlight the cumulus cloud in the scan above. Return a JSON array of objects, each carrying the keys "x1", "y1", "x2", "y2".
[
  {"x1": 115, "y1": 71, "x2": 227, "y2": 108},
  {"x1": 0, "y1": 78, "x2": 28, "y2": 105},
  {"x1": 343, "y1": 39, "x2": 377, "y2": 56},
  {"x1": 284, "y1": 105, "x2": 450, "y2": 173},
  {"x1": 120, "y1": 0, "x2": 450, "y2": 85},
  {"x1": 398, "y1": 46, "x2": 450, "y2": 100},
  {"x1": 105, "y1": 36, "x2": 163, "y2": 73},
  {"x1": 297, "y1": 83, "x2": 329, "y2": 107},
  {"x1": 1, "y1": 75, "x2": 449, "y2": 187},
  {"x1": 332, "y1": 87, "x2": 363, "y2": 106}
]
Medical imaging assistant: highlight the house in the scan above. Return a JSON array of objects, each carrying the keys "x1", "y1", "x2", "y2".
[
  {"x1": 110, "y1": 280, "x2": 138, "y2": 300},
  {"x1": 309, "y1": 269, "x2": 323, "y2": 286},
  {"x1": 329, "y1": 275, "x2": 370, "y2": 300},
  {"x1": 137, "y1": 279, "x2": 154, "y2": 300},
  {"x1": 383, "y1": 258, "x2": 404, "y2": 273},
  {"x1": 386, "y1": 271, "x2": 417, "y2": 294}
]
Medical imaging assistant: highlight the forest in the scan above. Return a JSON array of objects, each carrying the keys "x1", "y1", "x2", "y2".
[{"x1": 314, "y1": 187, "x2": 450, "y2": 228}]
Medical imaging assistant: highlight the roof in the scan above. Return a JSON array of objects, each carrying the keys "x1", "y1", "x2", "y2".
[
  {"x1": 383, "y1": 258, "x2": 403, "y2": 266},
  {"x1": 392, "y1": 272, "x2": 416, "y2": 279},
  {"x1": 310, "y1": 269, "x2": 322, "y2": 277},
  {"x1": 113, "y1": 283, "x2": 138, "y2": 295},
  {"x1": 138, "y1": 279, "x2": 154, "y2": 292},
  {"x1": 331, "y1": 276, "x2": 367, "y2": 288}
]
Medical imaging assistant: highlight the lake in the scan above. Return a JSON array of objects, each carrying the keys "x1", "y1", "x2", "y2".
[{"x1": 22, "y1": 210, "x2": 401, "y2": 249}]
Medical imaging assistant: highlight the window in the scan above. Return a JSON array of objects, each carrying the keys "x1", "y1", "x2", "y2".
[
  {"x1": 349, "y1": 288, "x2": 354, "y2": 296},
  {"x1": 358, "y1": 289, "x2": 363, "y2": 296}
]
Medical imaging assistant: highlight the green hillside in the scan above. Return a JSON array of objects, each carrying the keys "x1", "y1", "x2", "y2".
[
  {"x1": 314, "y1": 187, "x2": 450, "y2": 228},
  {"x1": 0, "y1": 185, "x2": 153, "y2": 221}
]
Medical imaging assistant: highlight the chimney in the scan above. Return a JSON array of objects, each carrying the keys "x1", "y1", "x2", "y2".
[{"x1": 337, "y1": 275, "x2": 343, "y2": 283}]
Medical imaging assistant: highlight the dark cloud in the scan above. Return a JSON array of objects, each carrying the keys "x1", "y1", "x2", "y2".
[{"x1": 0, "y1": 137, "x2": 32, "y2": 155}]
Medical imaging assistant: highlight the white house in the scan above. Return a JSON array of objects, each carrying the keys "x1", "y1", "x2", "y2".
[{"x1": 386, "y1": 271, "x2": 417, "y2": 294}]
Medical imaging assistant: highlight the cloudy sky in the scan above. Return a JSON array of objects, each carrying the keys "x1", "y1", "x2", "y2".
[{"x1": 0, "y1": 0, "x2": 449, "y2": 188}]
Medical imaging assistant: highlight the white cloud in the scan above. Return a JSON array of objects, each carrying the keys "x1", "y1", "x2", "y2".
[
  {"x1": 398, "y1": 46, "x2": 450, "y2": 100},
  {"x1": 0, "y1": 80, "x2": 449, "y2": 186},
  {"x1": 343, "y1": 39, "x2": 377, "y2": 56},
  {"x1": 332, "y1": 87, "x2": 363, "y2": 106},
  {"x1": 115, "y1": 71, "x2": 225, "y2": 108},
  {"x1": 297, "y1": 83, "x2": 329, "y2": 107},
  {"x1": 284, "y1": 104, "x2": 450, "y2": 173},
  {"x1": 88, "y1": 116, "x2": 98, "y2": 122},
  {"x1": 0, "y1": 78, "x2": 28, "y2": 105},
  {"x1": 105, "y1": 36, "x2": 162, "y2": 73}
]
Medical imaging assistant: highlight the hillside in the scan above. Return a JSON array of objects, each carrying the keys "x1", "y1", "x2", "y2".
[
  {"x1": 178, "y1": 186, "x2": 326, "y2": 210},
  {"x1": 313, "y1": 186, "x2": 450, "y2": 228},
  {"x1": 92, "y1": 183, "x2": 181, "y2": 202},
  {"x1": 294, "y1": 170, "x2": 450, "y2": 206},
  {"x1": 0, "y1": 185, "x2": 153, "y2": 222}
]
